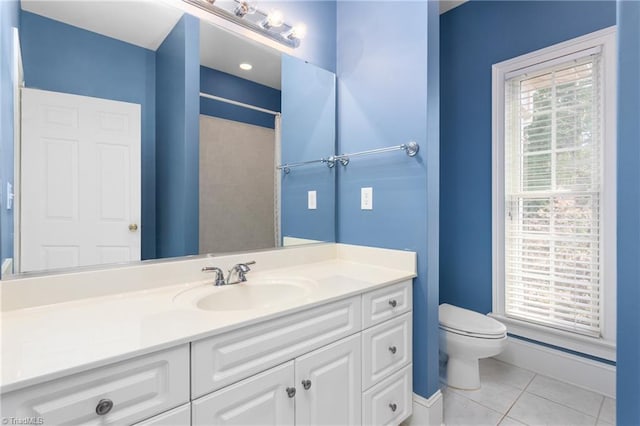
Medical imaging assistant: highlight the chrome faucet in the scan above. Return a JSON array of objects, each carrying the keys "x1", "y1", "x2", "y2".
[
  {"x1": 226, "y1": 261, "x2": 256, "y2": 285},
  {"x1": 201, "y1": 266, "x2": 226, "y2": 286}
]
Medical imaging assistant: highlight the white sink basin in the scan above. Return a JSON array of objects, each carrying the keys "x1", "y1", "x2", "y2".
[{"x1": 173, "y1": 278, "x2": 317, "y2": 312}]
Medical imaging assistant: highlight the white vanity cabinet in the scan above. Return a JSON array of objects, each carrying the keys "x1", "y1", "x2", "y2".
[
  {"x1": 1, "y1": 280, "x2": 413, "y2": 426},
  {"x1": 192, "y1": 279, "x2": 413, "y2": 426},
  {"x1": 192, "y1": 334, "x2": 361, "y2": 426}
]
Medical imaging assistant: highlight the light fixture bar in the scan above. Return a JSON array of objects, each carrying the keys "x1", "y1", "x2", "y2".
[{"x1": 183, "y1": 0, "x2": 301, "y2": 48}]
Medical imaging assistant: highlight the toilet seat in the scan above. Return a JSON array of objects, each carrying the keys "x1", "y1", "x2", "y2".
[{"x1": 439, "y1": 303, "x2": 506, "y2": 339}]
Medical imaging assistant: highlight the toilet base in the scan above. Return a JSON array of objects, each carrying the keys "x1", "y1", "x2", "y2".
[{"x1": 446, "y1": 356, "x2": 480, "y2": 390}]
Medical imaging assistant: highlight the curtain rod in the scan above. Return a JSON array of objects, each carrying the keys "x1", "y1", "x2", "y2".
[{"x1": 199, "y1": 92, "x2": 280, "y2": 116}]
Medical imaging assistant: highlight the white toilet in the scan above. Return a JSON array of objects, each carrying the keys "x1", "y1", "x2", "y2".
[{"x1": 439, "y1": 303, "x2": 507, "y2": 390}]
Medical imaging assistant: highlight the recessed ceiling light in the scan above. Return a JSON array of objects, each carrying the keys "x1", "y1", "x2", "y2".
[{"x1": 239, "y1": 63, "x2": 253, "y2": 71}]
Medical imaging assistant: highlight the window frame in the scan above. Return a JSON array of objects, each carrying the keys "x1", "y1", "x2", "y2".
[{"x1": 491, "y1": 26, "x2": 617, "y2": 361}]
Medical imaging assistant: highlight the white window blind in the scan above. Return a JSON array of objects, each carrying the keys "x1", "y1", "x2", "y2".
[{"x1": 504, "y1": 52, "x2": 603, "y2": 337}]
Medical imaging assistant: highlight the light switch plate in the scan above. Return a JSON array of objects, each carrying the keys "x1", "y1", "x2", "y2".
[
  {"x1": 308, "y1": 190, "x2": 317, "y2": 210},
  {"x1": 361, "y1": 187, "x2": 373, "y2": 210}
]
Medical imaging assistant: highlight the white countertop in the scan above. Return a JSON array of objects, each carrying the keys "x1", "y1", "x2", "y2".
[{"x1": 0, "y1": 258, "x2": 414, "y2": 394}]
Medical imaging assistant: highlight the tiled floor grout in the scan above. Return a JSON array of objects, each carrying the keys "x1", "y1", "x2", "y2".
[
  {"x1": 500, "y1": 372, "x2": 537, "y2": 425},
  {"x1": 443, "y1": 359, "x2": 614, "y2": 426},
  {"x1": 595, "y1": 396, "x2": 606, "y2": 423}
]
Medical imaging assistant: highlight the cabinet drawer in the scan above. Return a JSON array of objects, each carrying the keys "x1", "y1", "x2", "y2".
[
  {"x1": 362, "y1": 312, "x2": 412, "y2": 390},
  {"x1": 192, "y1": 361, "x2": 295, "y2": 426},
  {"x1": 363, "y1": 364, "x2": 412, "y2": 426},
  {"x1": 362, "y1": 281, "x2": 412, "y2": 328},
  {"x1": 133, "y1": 403, "x2": 190, "y2": 426},
  {"x1": 1, "y1": 345, "x2": 189, "y2": 425},
  {"x1": 192, "y1": 296, "x2": 361, "y2": 398}
]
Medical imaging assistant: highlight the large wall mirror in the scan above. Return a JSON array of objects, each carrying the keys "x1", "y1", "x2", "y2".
[{"x1": 0, "y1": 0, "x2": 336, "y2": 279}]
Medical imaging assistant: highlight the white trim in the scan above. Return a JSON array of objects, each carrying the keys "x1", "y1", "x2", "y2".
[
  {"x1": 402, "y1": 391, "x2": 443, "y2": 426},
  {"x1": 492, "y1": 27, "x2": 617, "y2": 357},
  {"x1": 490, "y1": 314, "x2": 616, "y2": 361},
  {"x1": 495, "y1": 336, "x2": 616, "y2": 399},
  {"x1": 12, "y1": 27, "x2": 23, "y2": 275}
]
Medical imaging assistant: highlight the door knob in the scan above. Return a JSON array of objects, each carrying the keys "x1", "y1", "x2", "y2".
[{"x1": 128, "y1": 223, "x2": 138, "y2": 232}]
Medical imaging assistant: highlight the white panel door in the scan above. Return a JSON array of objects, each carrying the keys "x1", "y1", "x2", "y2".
[
  {"x1": 192, "y1": 361, "x2": 295, "y2": 426},
  {"x1": 20, "y1": 88, "x2": 141, "y2": 272},
  {"x1": 295, "y1": 334, "x2": 362, "y2": 426}
]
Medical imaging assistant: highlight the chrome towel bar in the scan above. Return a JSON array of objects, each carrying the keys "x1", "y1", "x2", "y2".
[{"x1": 277, "y1": 141, "x2": 419, "y2": 174}]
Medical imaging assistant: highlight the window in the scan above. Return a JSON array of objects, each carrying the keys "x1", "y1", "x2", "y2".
[{"x1": 492, "y1": 28, "x2": 616, "y2": 360}]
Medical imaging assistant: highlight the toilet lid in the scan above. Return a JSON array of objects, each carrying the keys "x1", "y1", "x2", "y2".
[{"x1": 439, "y1": 304, "x2": 506, "y2": 337}]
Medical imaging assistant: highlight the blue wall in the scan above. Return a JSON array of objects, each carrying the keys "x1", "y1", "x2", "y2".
[
  {"x1": 281, "y1": 54, "x2": 336, "y2": 243},
  {"x1": 155, "y1": 14, "x2": 200, "y2": 258},
  {"x1": 439, "y1": 1, "x2": 616, "y2": 314},
  {"x1": 200, "y1": 66, "x2": 280, "y2": 129},
  {"x1": 0, "y1": 0, "x2": 19, "y2": 273},
  {"x1": 336, "y1": 1, "x2": 441, "y2": 398},
  {"x1": 616, "y1": 1, "x2": 640, "y2": 423},
  {"x1": 264, "y1": 0, "x2": 336, "y2": 73},
  {"x1": 19, "y1": 11, "x2": 158, "y2": 260}
]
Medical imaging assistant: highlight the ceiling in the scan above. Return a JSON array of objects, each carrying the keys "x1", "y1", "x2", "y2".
[
  {"x1": 20, "y1": 0, "x2": 282, "y2": 90},
  {"x1": 21, "y1": 0, "x2": 183, "y2": 51}
]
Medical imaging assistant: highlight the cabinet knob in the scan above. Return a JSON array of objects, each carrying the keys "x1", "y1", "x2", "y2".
[
  {"x1": 302, "y1": 379, "x2": 312, "y2": 390},
  {"x1": 95, "y1": 399, "x2": 114, "y2": 416},
  {"x1": 388, "y1": 345, "x2": 397, "y2": 354},
  {"x1": 128, "y1": 223, "x2": 138, "y2": 232},
  {"x1": 388, "y1": 299, "x2": 398, "y2": 308},
  {"x1": 286, "y1": 387, "x2": 296, "y2": 398},
  {"x1": 389, "y1": 403, "x2": 398, "y2": 412}
]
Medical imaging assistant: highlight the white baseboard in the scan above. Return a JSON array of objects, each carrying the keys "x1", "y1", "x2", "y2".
[
  {"x1": 495, "y1": 336, "x2": 616, "y2": 398},
  {"x1": 402, "y1": 390, "x2": 443, "y2": 426}
]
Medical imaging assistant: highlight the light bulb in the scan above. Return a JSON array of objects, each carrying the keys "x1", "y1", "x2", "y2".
[
  {"x1": 263, "y1": 10, "x2": 284, "y2": 29},
  {"x1": 239, "y1": 63, "x2": 253, "y2": 71},
  {"x1": 289, "y1": 24, "x2": 307, "y2": 40},
  {"x1": 234, "y1": 1, "x2": 256, "y2": 17}
]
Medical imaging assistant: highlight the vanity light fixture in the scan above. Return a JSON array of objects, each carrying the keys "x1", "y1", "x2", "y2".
[
  {"x1": 184, "y1": 0, "x2": 306, "y2": 48},
  {"x1": 239, "y1": 63, "x2": 253, "y2": 71},
  {"x1": 261, "y1": 10, "x2": 284, "y2": 29},
  {"x1": 284, "y1": 24, "x2": 307, "y2": 41},
  {"x1": 233, "y1": 1, "x2": 255, "y2": 18}
]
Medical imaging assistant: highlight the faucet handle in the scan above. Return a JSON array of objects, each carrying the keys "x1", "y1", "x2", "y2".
[
  {"x1": 227, "y1": 261, "x2": 256, "y2": 284},
  {"x1": 202, "y1": 266, "x2": 226, "y2": 286},
  {"x1": 238, "y1": 260, "x2": 256, "y2": 273}
]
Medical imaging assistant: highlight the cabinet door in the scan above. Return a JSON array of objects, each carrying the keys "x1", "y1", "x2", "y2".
[
  {"x1": 192, "y1": 361, "x2": 294, "y2": 426},
  {"x1": 295, "y1": 334, "x2": 362, "y2": 426}
]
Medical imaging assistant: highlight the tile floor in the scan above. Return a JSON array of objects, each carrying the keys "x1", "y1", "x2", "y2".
[{"x1": 442, "y1": 358, "x2": 616, "y2": 426}]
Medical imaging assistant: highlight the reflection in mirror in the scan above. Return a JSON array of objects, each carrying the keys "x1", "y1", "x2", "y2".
[{"x1": 1, "y1": 0, "x2": 336, "y2": 278}]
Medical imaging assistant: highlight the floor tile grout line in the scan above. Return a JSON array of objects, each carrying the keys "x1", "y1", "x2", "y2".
[
  {"x1": 595, "y1": 396, "x2": 606, "y2": 423},
  {"x1": 502, "y1": 372, "x2": 538, "y2": 423},
  {"x1": 519, "y1": 390, "x2": 601, "y2": 421},
  {"x1": 508, "y1": 364, "x2": 609, "y2": 419},
  {"x1": 444, "y1": 375, "x2": 534, "y2": 422}
]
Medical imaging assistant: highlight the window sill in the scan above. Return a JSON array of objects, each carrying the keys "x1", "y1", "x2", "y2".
[{"x1": 488, "y1": 313, "x2": 616, "y2": 362}]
